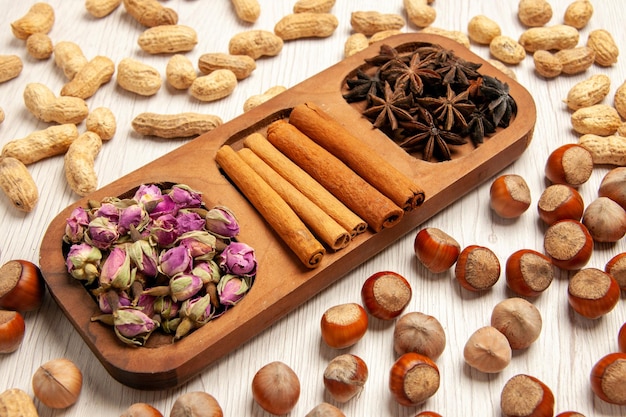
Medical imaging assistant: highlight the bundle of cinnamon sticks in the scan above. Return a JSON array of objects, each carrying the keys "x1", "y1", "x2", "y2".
[{"x1": 215, "y1": 102, "x2": 425, "y2": 269}]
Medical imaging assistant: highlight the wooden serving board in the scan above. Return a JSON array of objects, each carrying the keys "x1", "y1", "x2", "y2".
[{"x1": 39, "y1": 34, "x2": 536, "y2": 390}]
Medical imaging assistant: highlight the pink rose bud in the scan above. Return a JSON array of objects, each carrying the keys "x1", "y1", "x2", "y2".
[
  {"x1": 205, "y1": 206, "x2": 240, "y2": 239},
  {"x1": 113, "y1": 307, "x2": 158, "y2": 346},
  {"x1": 66, "y1": 243, "x2": 102, "y2": 285},
  {"x1": 217, "y1": 242, "x2": 257, "y2": 277}
]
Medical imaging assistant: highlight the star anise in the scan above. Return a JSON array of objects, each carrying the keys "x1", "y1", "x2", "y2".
[
  {"x1": 417, "y1": 84, "x2": 475, "y2": 131},
  {"x1": 436, "y1": 56, "x2": 482, "y2": 86},
  {"x1": 343, "y1": 69, "x2": 383, "y2": 103},
  {"x1": 414, "y1": 44, "x2": 455, "y2": 65},
  {"x1": 398, "y1": 110, "x2": 467, "y2": 161},
  {"x1": 465, "y1": 104, "x2": 496, "y2": 145},
  {"x1": 480, "y1": 75, "x2": 517, "y2": 128},
  {"x1": 363, "y1": 81, "x2": 413, "y2": 131},
  {"x1": 380, "y1": 52, "x2": 441, "y2": 96},
  {"x1": 364, "y1": 44, "x2": 412, "y2": 67}
]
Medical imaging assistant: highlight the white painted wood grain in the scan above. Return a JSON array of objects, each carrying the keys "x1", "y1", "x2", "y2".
[{"x1": 0, "y1": 1, "x2": 625, "y2": 416}]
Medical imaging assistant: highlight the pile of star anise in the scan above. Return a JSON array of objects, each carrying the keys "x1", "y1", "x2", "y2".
[{"x1": 343, "y1": 42, "x2": 517, "y2": 162}]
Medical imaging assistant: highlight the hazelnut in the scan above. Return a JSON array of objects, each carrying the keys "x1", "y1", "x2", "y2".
[
  {"x1": 545, "y1": 144, "x2": 593, "y2": 187},
  {"x1": 393, "y1": 312, "x2": 446, "y2": 360},
  {"x1": 491, "y1": 297, "x2": 542, "y2": 349},
  {"x1": 414, "y1": 227, "x2": 461, "y2": 273},
  {"x1": 581, "y1": 197, "x2": 626, "y2": 242},
  {"x1": 590, "y1": 352, "x2": 626, "y2": 405},
  {"x1": 463, "y1": 326, "x2": 512, "y2": 373},
  {"x1": 505, "y1": 249, "x2": 554, "y2": 297},
  {"x1": 500, "y1": 374, "x2": 555, "y2": 417},
  {"x1": 543, "y1": 219, "x2": 593, "y2": 270},
  {"x1": 568, "y1": 268, "x2": 620, "y2": 319},
  {"x1": 320, "y1": 303, "x2": 368, "y2": 349},
  {"x1": 361, "y1": 271, "x2": 411, "y2": 320},
  {"x1": 455, "y1": 245, "x2": 501, "y2": 292},
  {"x1": 537, "y1": 184, "x2": 585, "y2": 225},
  {"x1": 489, "y1": 174, "x2": 531, "y2": 218}
]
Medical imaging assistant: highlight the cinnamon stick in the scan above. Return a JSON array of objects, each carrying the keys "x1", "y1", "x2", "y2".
[
  {"x1": 266, "y1": 120, "x2": 404, "y2": 232},
  {"x1": 238, "y1": 148, "x2": 351, "y2": 251},
  {"x1": 289, "y1": 102, "x2": 425, "y2": 211},
  {"x1": 243, "y1": 133, "x2": 367, "y2": 237},
  {"x1": 215, "y1": 145, "x2": 325, "y2": 268}
]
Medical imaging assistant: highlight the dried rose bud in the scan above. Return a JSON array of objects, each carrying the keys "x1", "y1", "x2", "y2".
[
  {"x1": 175, "y1": 210, "x2": 206, "y2": 235},
  {"x1": 149, "y1": 195, "x2": 177, "y2": 219},
  {"x1": 192, "y1": 260, "x2": 221, "y2": 284},
  {"x1": 133, "y1": 184, "x2": 163, "y2": 206},
  {"x1": 158, "y1": 245, "x2": 192, "y2": 278},
  {"x1": 99, "y1": 247, "x2": 136, "y2": 291},
  {"x1": 64, "y1": 207, "x2": 89, "y2": 244},
  {"x1": 127, "y1": 240, "x2": 159, "y2": 278},
  {"x1": 153, "y1": 296, "x2": 180, "y2": 320},
  {"x1": 179, "y1": 231, "x2": 217, "y2": 260},
  {"x1": 97, "y1": 290, "x2": 131, "y2": 314},
  {"x1": 86, "y1": 216, "x2": 120, "y2": 250},
  {"x1": 135, "y1": 293, "x2": 157, "y2": 318},
  {"x1": 93, "y1": 201, "x2": 120, "y2": 223},
  {"x1": 205, "y1": 206, "x2": 240, "y2": 239},
  {"x1": 218, "y1": 242, "x2": 257, "y2": 277},
  {"x1": 169, "y1": 184, "x2": 203, "y2": 209},
  {"x1": 169, "y1": 273, "x2": 203, "y2": 302},
  {"x1": 217, "y1": 274, "x2": 250, "y2": 306},
  {"x1": 148, "y1": 214, "x2": 178, "y2": 246},
  {"x1": 175, "y1": 294, "x2": 214, "y2": 340},
  {"x1": 66, "y1": 243, "x2": 102, "y2": 285},
  {"x1": 118, "y1": 203, "x2": 149, "y2": 235},
  {"x1": 113, "y1": 307, "x2": 158, "y2": 346}
]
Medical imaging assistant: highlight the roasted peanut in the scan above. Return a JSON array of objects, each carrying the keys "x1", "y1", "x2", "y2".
[
  {"x1": 190, "y1": 70, "x2": 237, "y2": 102},
  {"x1": 23, "y1": 83, "x2": 89, "y2": 124},
  {"x1": 0, "y1": 55, "x2": 23, "y2": 83},
  {"x1": 53, "y1": 41, "x2": 87, "y2": 80},
  {"x1": 489, "y1": 35, "x2": 526, "y2": 65},
  {"x1": 565, "y1": 74, "x2": 611, "y2": 111},
  {"x1": 231, "y1": 0, "x2": 260, "y2": 23},
  {"x1": 421, "y1": 27, "x2": 470, "y2": 48},
  {"x1": 138, "y1": 25, "x2": 198, "y2": 54},
  {"x1": 228, "y1": 30, "x2": 284, "y2": 59},
  {"x1": 0, "y1": 157, "x2": 39, "y2": 212},
  {"x1": 579, "y1": 134, "x2": 626, "y2": 166},
  {"x1": 518, "y1": 0, "x2": 552, "y2": 27},
  {"x1": 404, "y1": 0, "x2": 436, "y2": 28},
  {"x1": 571, "y1": 104, "x2": 621, "y2": 136},
  {"x1": 369, "y1": 29, "x2": 403, "y2": 45},
  {"x1": 243, "y1": 86, "x2": 287, "y2": 112},
  {"x1": 618, "y1": 123, "x2": 626, "y2": 138},
  {"x1": 467, "y1": 15, "x2": 501, "y2": 45},
  {"x1": 122, "y1": 0, "x2": 177, "y2": 27},
  {"x1": 26, "y1": 33, "x2": 53, "y2": 60},
  {"x1": 85, "y1": 0, "x2": 122, "y2": 18},
  {"x1": 533, "y1": 50, "x2": 563, "y2": 78},
  {"x1": 86, "y1": 107, "x2": 116, "y2": 140},
  {"x1": 293, "y1": 0, "x2": 335, "y2": 13},
  {"x1": 1, "y1": 124, "x2": 79, "y2": 165},
  {"x1": 274, "y1": 13, "x2": 338, "y2": 40},
  {"x1": 0, "y1": 388, "x2": 39, "y2": 417},
  {"x1": 166, "y1": 54, "x2": 197, "y2": 90},
  {"x1": 11, "y1": 2, "x2": 55, "y2": 40},
  {"x1": 60, "y1": 56, "x2": 115, "y2": 99},
  {"x1": 519, "y1": 25, "x2": 580, "y2": 53},
  {"x1": 614, "y1": 80, "x2": 626, "y2": 119},
  {"x1": 555, "y1": 46, "x2": 596, "y2": 75},
  {"x1": 64, "y1": 131, "x2": 102, "y2": 196},
  {"x1": 350, "y1": 11, "x2": 405, "y2": 36},
  {"x1": 198, "y1": 53, "x2": 256, "y2": 80},
  {"x1": 116, "y1": 58, "x2": 162, "y2": 96},
  {"x1": 564, "y1": 0, "x2": 593, "y2": 29},
  {"x1": 587, "y1": 29, "x2": 619, "y2": 67},
  {"x1": 131, "y1": 112, "x2": 223, "y2": 138},
  {"x1": 344, "y1": 33, "x2": 369, "y2": 57}
]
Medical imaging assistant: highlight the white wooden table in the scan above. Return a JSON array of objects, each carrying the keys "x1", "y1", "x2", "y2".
[{"x1": 1, "y1": 1, "x2": 625, "y2": 416}]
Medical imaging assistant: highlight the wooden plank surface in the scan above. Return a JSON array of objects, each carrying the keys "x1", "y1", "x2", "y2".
[{"x1": 1, "y1": 1, "x2": 625, "y2": 416}]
